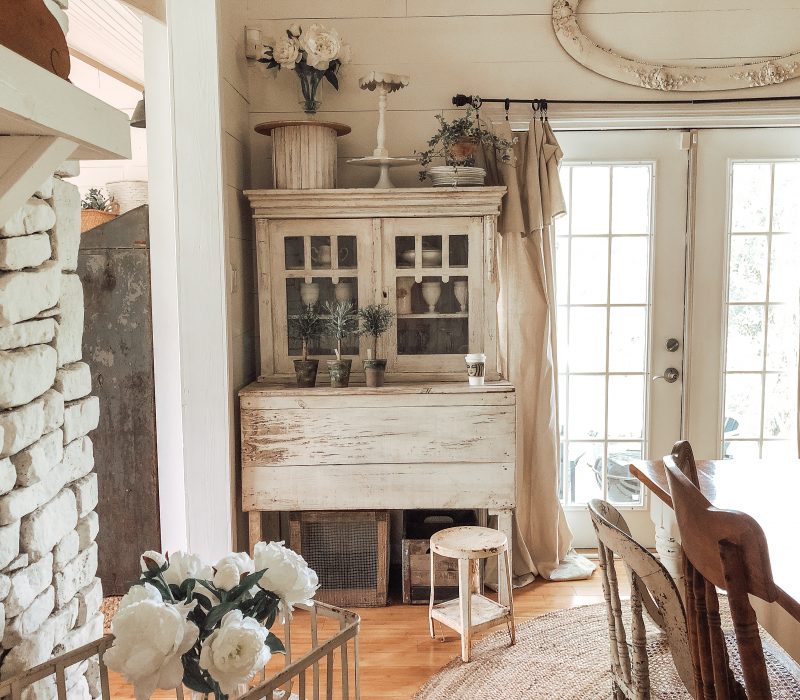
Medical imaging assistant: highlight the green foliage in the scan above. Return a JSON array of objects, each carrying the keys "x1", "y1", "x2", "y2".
[
  {"x1": 324, "y1": 300, "x2": 359, "y2": 359},
  {"x1": 357, "y1": 304, "x2": 395, "y2": 339},
  {"x1": 80, "y1": 187, "x2": 114, "y2": 212},
  {"x1": 416, "y1": 105, "x2": 516, "y2": 180},
  {"x1": 291, "y1": 304, "x2": 325, "y2": 360}
]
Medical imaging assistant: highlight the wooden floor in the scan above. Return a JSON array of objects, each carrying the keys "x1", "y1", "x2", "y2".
[{"x1": 108, "y1": 562, "x2": 627, "y2": 699}]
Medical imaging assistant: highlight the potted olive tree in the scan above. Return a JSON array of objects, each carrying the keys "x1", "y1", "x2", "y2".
[
  {"x1": 291, "y1": 304, "x2": 324, "y2": 387},
  {"x1": 324, "y1": 300, "x2": 359, "y2": 388},
  {"x1": 358, "y1": 304, "x2": 395, "y2": 387}
]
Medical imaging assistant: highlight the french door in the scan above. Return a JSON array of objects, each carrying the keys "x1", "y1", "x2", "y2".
[
  {"x1": 557, "y1": 127, "x2": 800, "y2": 549},
  {"x1": 555, "y1": 131, "x2": 688, "y2": 547}
]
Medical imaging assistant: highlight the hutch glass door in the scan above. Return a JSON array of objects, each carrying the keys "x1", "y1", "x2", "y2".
[{"x1": 382, "y1": 217, "x2": 486, "y2": 375}]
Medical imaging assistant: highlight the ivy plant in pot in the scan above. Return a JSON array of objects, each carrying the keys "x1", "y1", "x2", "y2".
[
  {"x1": 416, "y1": 105, "x2": 515, "y2": 181},
  {"x1": 358, "y1": 304, "x2": 395, "y2": 388},
  {"x1": 324, "y1": 300, "x2": 359, "y2": 388},
  {"x1": 291, "y1": 304, "x2": 324, "y2": 387}
]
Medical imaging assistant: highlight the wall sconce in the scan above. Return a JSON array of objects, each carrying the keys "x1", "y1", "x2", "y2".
[{"x1": 245, "y1": 28, "x2": 263, "y2": 60}]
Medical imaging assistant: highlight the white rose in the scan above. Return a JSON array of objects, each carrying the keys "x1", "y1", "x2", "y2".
[
  {"x1": 213, "y1": 552, "x2": 255, "y2": 591},
  {"x1": 140, "y1": 550, "x2": 166, "y2": 573},
  {"x1": 105, "y1": 583, "x2": 199, "y2": 700},
  {"x1": 163, "y1": 551, "x2": 213, "y2": 587},
  {"x1": 199, "y1": 610, "x2": 271, "y2": 696},
  {"x1": 272, "y1": 36, "x2": 300, "y2": 69},
  {"x1": 253, "y1": 541, "x2": 319, "y2": 610},
  {"x1": 288, "y1": 23, "x2": 301, "y2": 37},
  {"x1": 300, "y1": 24, "x2": 342, "y2": 70}
]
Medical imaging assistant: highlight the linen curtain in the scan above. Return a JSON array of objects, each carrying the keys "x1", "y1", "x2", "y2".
[{"x1": 483, "y1": 116, "x2": 594, "y2": 583}]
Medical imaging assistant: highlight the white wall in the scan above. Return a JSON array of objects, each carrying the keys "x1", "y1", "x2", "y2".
[{"x1": 241, "y1": 1, "x2": 800, "y2": 188}]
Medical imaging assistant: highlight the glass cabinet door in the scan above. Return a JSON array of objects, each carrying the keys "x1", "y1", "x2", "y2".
[
  {"x1": 382, "y1": 217, "x2": 485, "y2": 374},
  {"x1": 268, "y1": 219, "x2": 375, "y2": 374}
]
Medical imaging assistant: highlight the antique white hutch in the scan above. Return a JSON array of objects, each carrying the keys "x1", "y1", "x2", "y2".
[{"x1": 240, "y1": 187, "x2": 517, "y2": 600}]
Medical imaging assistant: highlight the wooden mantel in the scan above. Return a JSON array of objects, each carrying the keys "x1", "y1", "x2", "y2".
[{"x1": 0, "y1": 44, "x2": 131, "y2": 225}]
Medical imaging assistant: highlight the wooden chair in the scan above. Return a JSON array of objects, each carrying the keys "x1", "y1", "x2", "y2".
[
  {"x1": 589, "y1": 498, "x2": 694, "y2": 699},
  {"x1": 665, "y1": 440, "x2": 800, "y2": 699}
]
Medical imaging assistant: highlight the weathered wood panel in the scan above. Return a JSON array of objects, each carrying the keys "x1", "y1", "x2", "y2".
[
  {"x1": 78, "y1": 206, "x2": 160, "y2": 595},
  {"x1": 242, "y1": 462, "x2": 515, "y2": 510},
  {"x1": 241, "y1": 403, "x2": 514, "y2": 467}
]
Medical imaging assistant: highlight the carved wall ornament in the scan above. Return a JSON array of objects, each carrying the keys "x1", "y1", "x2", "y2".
[{"x1": 552, "y1": 0, "x2": 800, "y2": 92}]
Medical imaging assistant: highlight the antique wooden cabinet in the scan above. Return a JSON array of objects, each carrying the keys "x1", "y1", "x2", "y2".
[{"x1": 245, "y1": 187, "x2": 506, "y2": 383}]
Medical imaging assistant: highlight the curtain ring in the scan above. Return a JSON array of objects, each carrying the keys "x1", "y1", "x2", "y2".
[
  {"x1": 504, "y1": 98, "x2": 510, "y2": 121},
  {"x1": 541, "y1": 98, "x2": 548, "y2": 121},
  {"x1": 532, "y1": 99, "x2": 540, "y2": 112},
  {"x1": 470, "y1": 96, "x2": 483, "y2": 110}
]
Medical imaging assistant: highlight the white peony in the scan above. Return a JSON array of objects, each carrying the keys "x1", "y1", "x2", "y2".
[
  {"x1": 105, "y1": 583, "x2": 199, "y2": 700},
  {"x1": 199, "y1": 610, "x2": 271, "y2": 696},
  {"x1": 140, "y1": 550, "x2": 166, "y2": 573},
  {"x1": 213, "y1": 552, "x2": 255, "y2": 591},
  {"x1": 272, "y1": 36, "x2": 300, "y2": 69},
  {"x1": 300, "y1": 24, "x2": 342, "y2": 70},
  {"x1": 163, "y1": 551, "x2": 213, "y2": 587},
  {"x1": 288, "y1": 23, "x2": 302, "y2": 37},
  {"x1": 253, "y1": 541, "x2": 319, "y2": 610}
]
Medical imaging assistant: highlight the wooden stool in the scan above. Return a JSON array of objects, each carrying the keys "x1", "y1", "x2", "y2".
[{"x1": 428, "y1": 526, "x2": 516, "y2": 662}]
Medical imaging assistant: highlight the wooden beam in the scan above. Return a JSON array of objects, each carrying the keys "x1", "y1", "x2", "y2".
[
  {"x1": 0, "y1": 136, "x2": 75, "y2": 227},
  {"x1": 117, "y1": 0, "x2": 166, "y2": 22}
]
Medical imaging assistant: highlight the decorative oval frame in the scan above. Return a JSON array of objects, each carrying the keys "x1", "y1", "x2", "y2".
[{"x1": 552, "y1": 0, "x2": 800, "y2": 91}]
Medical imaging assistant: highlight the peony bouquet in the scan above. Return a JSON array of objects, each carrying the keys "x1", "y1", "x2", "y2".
[
  {"x1": 259, "y1": 23, "x2": 351, "y2": 114},
  {"x1": 105, "y1": 542, "x2": 319, "y2": 700}
]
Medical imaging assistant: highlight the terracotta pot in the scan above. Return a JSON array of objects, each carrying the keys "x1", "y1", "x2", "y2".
[
  {"x1": 363, "y1": 359, "x2": 387, "y2": 388},
  {"x1": 447, "y1": 137, "x2": 479, "y2": 166},
  {"x1": 294, "y1": 359, "x2": 319, "y2": 388},
  {"x1": 80, "y1": 209, "x2": 116, "y2": 233},
  {"x1": 327, "y1": 359, "x2": 352, "y2": 388}
]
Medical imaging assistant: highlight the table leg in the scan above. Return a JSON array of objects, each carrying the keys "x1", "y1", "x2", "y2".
[
  {"x1": 651, "y1": 500, "x2": 684, "y2": 595},
  {"x1": 491, "y1": 509, "x2": 513, "y2": 606},
  {"x1": 248, "y1": 511, "x2": 263, "y2": 555},
  {"x1": 458, "y1": 558, "x2": 472, "y2": 662}
]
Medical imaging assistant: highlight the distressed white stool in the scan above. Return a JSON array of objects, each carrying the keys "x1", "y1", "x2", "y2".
[{"x1": 428, "y1": 526, "x2": 516, "y2": 662}]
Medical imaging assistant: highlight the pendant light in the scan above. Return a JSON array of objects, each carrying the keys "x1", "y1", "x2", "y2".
[{"x1": 130, "y1": 91, "x2": 146, "y2": 128}]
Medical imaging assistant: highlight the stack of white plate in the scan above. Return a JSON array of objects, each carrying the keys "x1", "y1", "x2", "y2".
[{"x1": 427, "y1": 166, "x2": 486, "y2": 187}]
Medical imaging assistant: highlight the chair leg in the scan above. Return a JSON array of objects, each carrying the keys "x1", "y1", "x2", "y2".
[
  {"x1": 503, "y1": 548, "x2": 516, "y2": 646},
  {"x1": 458, "y1": 558, "x2": 472, "y2": 662},
  {"x1": 428, "y1": 550, "x2": 436, "y2": 639}
]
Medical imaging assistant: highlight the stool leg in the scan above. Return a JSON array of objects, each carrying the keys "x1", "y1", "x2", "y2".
[
  {"x1": 503, "y1": 549, "x2": 516, "y2": 646},
  {"x1": 458, "y1": 558, "x2": 472, "y2": 662},
  {"x1": 428, "y1": 550, "x2": 436, "y2": 639}
]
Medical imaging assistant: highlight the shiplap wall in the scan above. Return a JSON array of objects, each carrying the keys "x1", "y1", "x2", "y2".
[
  {"x1": 219, "y1": 0, "x2": 258, "y2": 550},
  {"x1": 240, "y1": 0, "x2": 800, "y2": 188}
]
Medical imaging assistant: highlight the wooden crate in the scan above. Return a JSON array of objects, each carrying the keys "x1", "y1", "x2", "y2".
[
  {"x1": 290, "y1": 510, "x2": 389, "y2": 607},
  {"x1": 402, "y1": 539, "x2": 461, "y2": 605}
]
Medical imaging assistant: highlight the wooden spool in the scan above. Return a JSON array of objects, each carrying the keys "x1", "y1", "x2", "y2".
[{"x1": 255, "y1": 120, "x2": 351, "y2": 190}]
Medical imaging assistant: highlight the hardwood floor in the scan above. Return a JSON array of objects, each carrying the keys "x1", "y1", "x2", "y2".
[{"x1": 108, "y1": 562, "x2": 628, "y2": 699}]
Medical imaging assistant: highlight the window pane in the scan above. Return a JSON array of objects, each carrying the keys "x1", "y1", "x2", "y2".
[
  {"x1": 728, "y1": 235, "x2": 767, "y2": 302},
  {"x1": 567, "y1": 307, "x2": 607, "y2": 372},
  {"x1": 763, "y1": 373, "x2": 796, "y2": 441},
  {"x1": 761, "y1": 440, "x2": 796, "y2": 459},
  {"x1": 611, "y1": 166, "x2": 650, "y2": 235},
  {"x1": 568, "y1": 375, "x2": 605, "y2": 439},
  {"x1": 608, "y1": 307, "x2": 647, "y2": 373},
  {"x1": 731, "y1": 163, "x2": 771, "y2": 232},
  {"x1": 566, "y1": 442, "x2": 604, "y2": 504},
  {"x1": 556, "y1": 238, "x2": 569, "y2": 304},
  {"x1": 724, "y1": 374, "x2": 763, "y2": 439},
  {"x1": 725, "y1": 305, "x2": 765, "y2": 371},
  {"x1": 769, "y1": 234, "x2": 800, "y2": 302},
  {"x1": 773, "y1": 162, "x2": 800, "y2": 233},
  {"x1": 570, "y1": 238, "x2": 609, "y2": 304},
  {"x1": 610, "y1": 237, "x2": 649, "y2": 304},
  {"x1": 724, "y1": 440, "x2": 760, "y2": 459},
  {"x1": 607, "y1": 443, "x2": 643, "y2": 505},
  {"x1": 571, "y1": 167, "x2": 610, "y2": 235},
  {"x1": 607, "y1": 375, "x2": 645, "y2": 440},
  {"x1": 766, "y1": 304, "x2": 799, "y2": 373}
]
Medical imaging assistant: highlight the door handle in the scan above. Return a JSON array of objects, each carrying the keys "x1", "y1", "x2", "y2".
[{"x1": 652, "y1": 367, "x2": 680, "y2": 383}]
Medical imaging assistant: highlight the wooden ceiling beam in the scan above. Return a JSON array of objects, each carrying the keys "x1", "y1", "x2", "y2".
[{"x1": 117, "y1": 0, "x2": 165, "y2": 23}]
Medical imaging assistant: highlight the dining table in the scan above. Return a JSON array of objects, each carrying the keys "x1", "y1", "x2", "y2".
[{"x1": 630, "y1": 457, "x2": 800, "y2": 659}]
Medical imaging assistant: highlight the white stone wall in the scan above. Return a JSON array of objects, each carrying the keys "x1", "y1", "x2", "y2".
[{"x1": 0, "y1": 166, "x2": 102, "y2": 698}]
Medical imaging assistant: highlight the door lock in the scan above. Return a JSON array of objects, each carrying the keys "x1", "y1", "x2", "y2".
[
  {"x1": 653, "y1": 367, "x2": 680, "y2": 383},
  {"x1": 666, "y1": 338, "x2": 680, "y2": 352}
]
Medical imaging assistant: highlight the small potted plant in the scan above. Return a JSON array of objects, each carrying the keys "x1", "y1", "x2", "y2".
[
  {"x1": 358, "y1": 304, "x2": 395, "y2": 388},
  {"x1": 324, "y1": 300, "x2": 359, "y2": 388},
  {"x1": 80, "y1": 187, "x2": 118, "y2": 233},
  {"x1": 291, "y1": 304, "x2": 324, "y2": 387},
  {"x1": 416, "y1": 105, "x2": 515, "y2": 182}
]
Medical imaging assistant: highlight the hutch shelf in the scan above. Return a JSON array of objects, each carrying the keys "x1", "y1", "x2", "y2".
[{"x1": 244, "y1": 187, "x2": 507, "y2": 383}]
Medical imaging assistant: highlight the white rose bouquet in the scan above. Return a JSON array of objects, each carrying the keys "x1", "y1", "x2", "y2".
[
  {"x1": 105, "y1": 543, "x2": 318, "y2": 699},
  {"x1": 258, "y1": 23, "x2": 351, "y2": 114}
]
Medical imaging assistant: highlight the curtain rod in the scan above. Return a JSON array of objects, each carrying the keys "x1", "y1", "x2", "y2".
[{"x1": 452, "y1": 93, "x2": 800, "y2": 109}]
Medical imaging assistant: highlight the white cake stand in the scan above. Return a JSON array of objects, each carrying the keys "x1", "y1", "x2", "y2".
[{"x1": 347, "y1": 72, "x2": 417, "y2": 188}]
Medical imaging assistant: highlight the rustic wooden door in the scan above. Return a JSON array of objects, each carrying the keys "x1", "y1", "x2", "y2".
[{"x1": 78, "y1": 206, "x2": 160, "y2": 594}]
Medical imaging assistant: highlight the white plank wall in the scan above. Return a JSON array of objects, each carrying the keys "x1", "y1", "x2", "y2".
[
  {"x1": 234, "y1": 1, "x2": 800, "y2": 188},
  {"x1": 218, "y1": 0, "x2": 259, "y2": 549}
]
